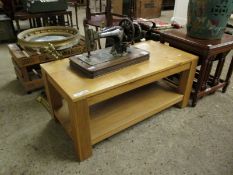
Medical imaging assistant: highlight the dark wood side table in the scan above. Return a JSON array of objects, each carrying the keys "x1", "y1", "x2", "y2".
[{"x1": 160, "y1": 29, "x2": 233, "y2": 106}]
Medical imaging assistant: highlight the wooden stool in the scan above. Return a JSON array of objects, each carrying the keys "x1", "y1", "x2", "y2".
[{"x1": 160, "y1": 29, "x2": 233, "y2": 106}]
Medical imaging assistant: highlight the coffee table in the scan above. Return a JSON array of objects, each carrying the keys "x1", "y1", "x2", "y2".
[{"x1": 41, "y1": 41, "x2": 198, "y2": 161}]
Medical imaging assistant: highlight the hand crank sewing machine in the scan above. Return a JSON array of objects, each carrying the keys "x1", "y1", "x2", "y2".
[{"x1": 69, "y1": 19, "x2": 150, "y2": 78}]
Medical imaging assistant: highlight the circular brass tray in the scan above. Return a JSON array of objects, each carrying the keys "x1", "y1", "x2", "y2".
[{"x1": 17, "y1": 26, "x2": 80, "y2": 50}]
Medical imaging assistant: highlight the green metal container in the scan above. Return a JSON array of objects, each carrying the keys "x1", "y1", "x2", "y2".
[{"x1": 187, "y1": 0, "x2": 233, "y2": 40}]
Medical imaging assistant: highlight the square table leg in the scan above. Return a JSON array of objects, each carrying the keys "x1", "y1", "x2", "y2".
[
  {"x1": 68, "y1": 99, "x2": 92, "y2": 161},
  {"x1": 178, "y1": 59, "x2": 197, "y2": 108},
  {"x1": 192, "y1": 58, "x2": 210, "y2": 107}
]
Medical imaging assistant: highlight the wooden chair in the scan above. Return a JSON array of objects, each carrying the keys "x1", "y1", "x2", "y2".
[
  {"x1": 67, "y1": 0, "x2": 87, "y2": 29},
  {"x1": 84, "y1": 0, "x2": 129, "y2": 48},
  {"x1": 85, "y1": 0, "x2": 135, "y2": 27},
  {"x1": 14, "y1": 10, "x2": 73, "y2": 32},
  {"x1": 2, "y1": 0, "x2": 73, "y2": 32},
  {"x1": 1, "y1": 0, "x2": 23, "y2": 19}
]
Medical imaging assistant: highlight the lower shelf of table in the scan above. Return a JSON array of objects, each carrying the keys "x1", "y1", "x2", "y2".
[{"x1": 54, "y1": 81, "x2": 183, "y2": 145}]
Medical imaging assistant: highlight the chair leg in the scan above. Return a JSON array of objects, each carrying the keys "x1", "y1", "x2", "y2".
[
  {"x1": 15, "y1": 19, "x2": 20, "y2": 32},
  {"x1": 74, "y1": 3, "x2": 79, "y2": 29}
]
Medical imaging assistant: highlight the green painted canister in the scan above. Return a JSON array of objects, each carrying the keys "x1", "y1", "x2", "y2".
[{"x1": 187, "y1": 0, "x2": 233, "y2": 40}]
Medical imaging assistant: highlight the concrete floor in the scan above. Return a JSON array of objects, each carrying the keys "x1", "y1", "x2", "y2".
[{"x1": 0, "y1": 8, "x2": 233, "y2": 175}]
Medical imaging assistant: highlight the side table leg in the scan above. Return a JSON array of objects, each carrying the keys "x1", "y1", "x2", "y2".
[
  {"x1": 212, "y1": 53, "x2": 226, "y2": 86},
  {"x1": 192, "y1": 58, "x2": 209, "y2": 107},
  {"x1": 68, "y1": 99, "x2": 92, "y2": 161},
  {"x1": 178, "y1": 59, "x2": 197, "y2": 108},
  {"x1": 223, "y1": 55, "x2": 233, "y2": 93},
  {"x1": 201, "y1": 57, "x2": 213, "y2": 90}
]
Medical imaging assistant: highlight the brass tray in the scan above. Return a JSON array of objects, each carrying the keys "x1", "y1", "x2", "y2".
[{"x1": 17, "y1": 26, "x2": 79, "y2": 50}]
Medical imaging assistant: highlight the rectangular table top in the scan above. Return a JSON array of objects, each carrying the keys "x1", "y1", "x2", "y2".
[
  {"x1": 41, "y1": 40, "x2": 197, "y2": 102},
  {"x1": 160, "y1": 29, "x2": 233, "y2": 50}
]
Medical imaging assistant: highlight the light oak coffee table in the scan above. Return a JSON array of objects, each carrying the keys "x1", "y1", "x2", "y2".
[{"x1": 41, "y1": 41, "x2": 198, "y2": 161}]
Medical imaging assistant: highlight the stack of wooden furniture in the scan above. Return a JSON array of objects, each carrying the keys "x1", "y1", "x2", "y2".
[{"x1": 8, "y1": 39, "x2": 87, "y2": 93}]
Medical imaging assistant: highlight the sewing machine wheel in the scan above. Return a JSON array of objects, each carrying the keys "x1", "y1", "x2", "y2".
[
  {"x1": 119, "y1": 19, "x2": 135, "y2": 42},
  {"x1": 133, "y1": 22, "x2": 142, "y2": 41}
]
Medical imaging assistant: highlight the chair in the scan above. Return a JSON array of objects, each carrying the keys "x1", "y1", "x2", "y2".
[
  {"x1": 2, "y1": 0, "x2": 73, "y2": 32},
  {"x1": 14, "y1": 10, "x2": 73, "y2": 32},
  {"x1": 67, "y1": 0, "x2": 87, "y2": 29},
  {"x1": 85, "y1": 0, "x2": 134, "y2": 27},
  {"x1": 84, "y1": 0, "x2": 129, "y2": 48},
  {"x1": 1, "y1": 0, "x2": 23, "y2": 19}
]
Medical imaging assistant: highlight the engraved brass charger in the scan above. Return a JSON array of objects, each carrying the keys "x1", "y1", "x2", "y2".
[{"x1": 17, "y1": 26, "x2": 79, "y2": 51}]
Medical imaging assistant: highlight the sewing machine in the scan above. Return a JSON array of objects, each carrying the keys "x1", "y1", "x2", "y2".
[
  {"x1": 26, "y1": 0, "x2": 68, "y2": 13},
  {"x1": 70, "y1": 19, "x2": 150, "y2": 78}
]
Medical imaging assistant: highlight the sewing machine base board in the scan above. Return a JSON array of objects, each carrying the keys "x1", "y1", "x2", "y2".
[{"x1": 69, "y1": 46, "x2": 150, "y2": 78}]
